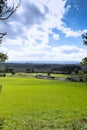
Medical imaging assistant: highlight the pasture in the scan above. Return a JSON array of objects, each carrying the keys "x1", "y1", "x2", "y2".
[{"x1": 0, "y1": 77, "x2": 87, "y2": 129}]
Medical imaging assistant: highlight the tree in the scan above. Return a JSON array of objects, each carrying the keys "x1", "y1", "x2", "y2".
[
  {"x1": 81, "y1": 33, "x2": 87, "y2": 65},
  {"x1": 0, "y1": 0, "x2": 21, "y2": 21},
  {"x1": 79, "y1": 33, "x2": 87, "y2": 82},
  {"x1": 47, "y1": 71, "x2": 51, "y2": 76},
  {"x1": 82, "y1": 33, "x2": 87, "y2": 45},
  {"x1": 0, "y1": 0, "x2": 21, "y2": 96},
  {"x1": 0, "y1": 0, "x2": 21, "y2": 62},
  {"x1": 0, "y1": 33, "x2": 8, "y2": 62},
  {"x1": 11, "y1": 70, "x2": 16, "y2": 76},
  {"x1": 80, "y1": 57, "x2": 87, "y2": 65},
  {"x1": 0, "y1": 52, "x2": 8, "y2": 62}
]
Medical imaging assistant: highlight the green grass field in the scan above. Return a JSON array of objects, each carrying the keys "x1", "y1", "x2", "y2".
[{"x1": 0, "y1": 77, "x2": 87, "y2": 129}]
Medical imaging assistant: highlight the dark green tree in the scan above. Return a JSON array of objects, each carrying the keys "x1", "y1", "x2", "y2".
[
  {"x1": 80, "y1": 57, "x2": 87, "y2": 65},
  {"x1": 82, "y1": 33, "x2": 87, "y2": 45},
  {"x1": 79, "y1": 33, "x2": 87, "y2": 82},
  {"x1": 81, "y1": 33, "x2": 87, "y2": 65}
]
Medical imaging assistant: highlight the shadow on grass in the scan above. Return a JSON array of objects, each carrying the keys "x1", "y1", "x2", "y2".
[
  {"x1": 0, "y1": 84, "x2": 2, "y2": 94},
  {"x1": 0, "y1": 118, "x2": 4, "y2": 130}
]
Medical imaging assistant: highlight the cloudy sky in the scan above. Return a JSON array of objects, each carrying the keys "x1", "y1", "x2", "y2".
[{"x1": 0, "y1": 0, "x2": 87, "y2": 63}]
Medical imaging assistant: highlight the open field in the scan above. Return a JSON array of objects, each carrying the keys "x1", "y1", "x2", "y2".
[
  {"x1": 0, "y1": 77, "x2": 87, "y2": 129},
  {"x1": 6, "y1": 73, "x2": 69, "y2": 78}
]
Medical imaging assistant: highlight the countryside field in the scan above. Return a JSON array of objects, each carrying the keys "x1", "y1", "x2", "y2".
[{"x1": 0, "y1": 76, "x2": 87, "y2": 129}]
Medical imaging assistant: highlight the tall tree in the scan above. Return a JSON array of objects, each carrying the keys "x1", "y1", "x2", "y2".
[
  {"x1": 0, "y1": 0, "x2": 21, "y2": 62},
  {"x1": 81, "y1": 33, "x2": 87, "y2": 65},
  {"x1": 80, "y1": 57, "x2": 87, "y2": 65},
  {"x1": 79, "y1": 33, "x2": 87, "y2": 82},
  {"x1": 82, "y1": 33, "x2": 87, "y2": 45}
]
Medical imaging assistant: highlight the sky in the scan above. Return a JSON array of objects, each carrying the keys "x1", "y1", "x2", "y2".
[{"x1": 0, "y1": 0, "x2": 87, "y2": 63}]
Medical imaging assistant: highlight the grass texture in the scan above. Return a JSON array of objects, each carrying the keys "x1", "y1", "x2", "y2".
[{"x1": 0, "y1": 77, "x2": 87, "y2": 129}]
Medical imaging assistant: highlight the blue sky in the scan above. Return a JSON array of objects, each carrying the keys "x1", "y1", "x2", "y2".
[{"x1": 0, "y1": 0, "x2": 87, "y2": 62}]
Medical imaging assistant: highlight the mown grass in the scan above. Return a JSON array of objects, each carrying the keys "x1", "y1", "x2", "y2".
[
  {"x1": 9, "y1": 72, "x2": 69, "y2": 78},
  {"x1": 0, "y1": 77, "x2": 87, "y2": 129}
]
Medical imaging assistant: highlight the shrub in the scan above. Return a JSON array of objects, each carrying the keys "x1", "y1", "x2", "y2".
[
  {"x1": 3, "y1": 73, "x2": 6, "y2": 77},
  {"x1": 11, "y1": 70, "x2": 16, "y2": 75}
]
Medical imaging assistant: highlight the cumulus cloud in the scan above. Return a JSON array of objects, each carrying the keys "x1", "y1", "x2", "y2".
[
  {"x1": 0, "y1": 0, "x2": 87, "y2": 62},
  {"x1": 52, "y1": 33, "x2": 60, "y2": 40},
  {"x1": 6, "y1": 0, "x2": 66, "y2": 37},
  {"x1": 59, "y1": 26, "x2": 87, "y2": 37},
  {"x1": 3, "y1": 44, "x2": 87, "y2": 62},
  {"x1": 3, "y1": 0, "x2": 66, "y2": 45}
]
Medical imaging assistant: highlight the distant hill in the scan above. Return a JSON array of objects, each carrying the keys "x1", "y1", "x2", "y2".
[
  {"x1": 5, "y1": 60, "x2": 80, "y2": 64},
  {"x1": 0, "y1": 62, "x2": 81, "y2": 73}
]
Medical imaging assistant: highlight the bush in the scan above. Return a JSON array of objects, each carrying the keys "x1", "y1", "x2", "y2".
[
  {"x1": 0, "y1": 73, "x2": 6, "y2": 77},
  {"x1": 11, "y1": 71, "x2": 16, "y2": 75},
  {"x1": 3, "y1": 73, "x2": 6, "y2": 77}
]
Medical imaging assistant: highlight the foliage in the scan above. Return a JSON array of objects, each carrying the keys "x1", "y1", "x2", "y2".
[
  {"x1": 80, "y1": 57, "x2": 87, "y2": 65},
  {"x1": 47, "y1": 71, "x2": 51, "y2": 76},
  {"x1": 0, "y1": 0, "x2": 21, "y2": 21},
  {"x1": 0, "y1": 33, "x2": 8, "y2": 62},
  {"x1": 0, "y1": 52, "x2": 8, "y2": 62},
  {"x1": 0, "y1": 62, "x2": 81, "y2": 74},
  {"x1": 0, "y1": 0, "x2": 21, "y2": 125},
  {"x1": 82, "y1": 33, "x2": 87, "y2": 45},
  {"x1": 0, "y1": 0, "x2": 21, "y2": 62},
  {"x1": 11, "y1": 70, "x2": 16, "y2": 75},
  {"x1": 78, "y1": 33, "x2": 87, "y2": 81},
  {"x1": 78, "y1": 70, "x2": 87, "y2": 81},
  {"x1": 81, "y1": 33, "x2": 87, "y2": 65}
]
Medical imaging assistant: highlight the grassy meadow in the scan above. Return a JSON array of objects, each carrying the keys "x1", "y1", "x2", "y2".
[{"x1": 0, "y1": 76, "x2": 87, "y2": 129}]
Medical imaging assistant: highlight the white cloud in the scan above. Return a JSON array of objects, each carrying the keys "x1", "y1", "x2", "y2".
[
  {"x1": 52, "y1": 33, "x2": 60, "y2": 40},
  {"x1": 51, "y1": 45, "x2": 87, "y2": 61},
  {"x1": 3, "y1": 40, "x2": 87, "y2": 62},
  {"x1": 0, "y1": 46, "x2": 8, "y2": 53},
  {"x1": 1, "y1": 0, "x2": 87, "y2": 62},
  {"x1": 60, "y1": 26, "x2": 87, "y2": 37},
  {"x1": 4, "y1": 0, "x2": 66, "y2": 49},
  {"x1": 60, "y1": 26, "x2": 82, "y2": 37}
]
